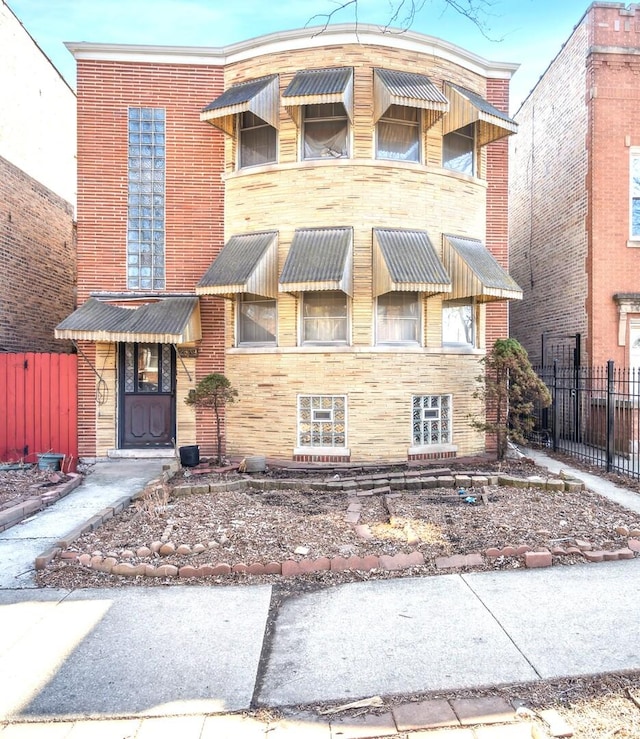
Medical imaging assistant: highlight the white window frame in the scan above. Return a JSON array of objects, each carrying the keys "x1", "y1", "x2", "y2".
[
  {"x1": 630, "y1": 148, "x2": 640, "y2": 241},
  {"x1": 238, "y1": 111, "x2": 277, "y2": 169},
  {"x1": 443, "y1": 123, "x2": 475, "y2": 175},
  {"x1": 302, "y1": 103, "x2": 349, "y2": 160},
  {"x1": 376, "y1": 291, "x2": 421, "y2": 345},
  {"x1": 296, "y1": 394, "x2": 348, "y2": 451},
  {"x1": 411, "y1": 394, "x2": 452, "y2": 446},
  {"x1": 442, "y1": 299, "x2": 475, "y2": 347},
  {"x1": 376, "y1": 104, "x2": 420, "y2": 163},
  {"x1": 236, "y1": 293, "x2": 277, "y2": 346},
  {"x1": 301, "y1": 291, "x2": 349, "y2": 345}
]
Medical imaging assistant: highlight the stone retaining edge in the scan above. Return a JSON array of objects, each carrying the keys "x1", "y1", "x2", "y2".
[{"x1": 0, "y1": 474, "x2": 82, "y2": 534}]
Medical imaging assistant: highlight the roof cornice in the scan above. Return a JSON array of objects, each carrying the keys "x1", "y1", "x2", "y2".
[{"x1": 65, "y1": 23, "x2": 519, "y2": 80}]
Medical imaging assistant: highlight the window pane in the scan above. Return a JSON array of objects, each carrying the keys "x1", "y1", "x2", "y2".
[
  {"x1": 377, "y1": 120, "x2": 419, "y2": 161},
  {"x1": 239, "y1": 117, "x2": 277, "y2": 168},
  {"x1": 304, "y1": 119, "x2": 348, "y2": 159},
  {"x1": 238, "y1": 295, "x2": 277, "y2": 344},
  {"x1": 303, "y1": 291, "x2": 347, "y2": 342},
  {"x1": 377, "y1": 292, "x2": 419, "y2": 343},
  {"x1": 137, "y1": 344, "x2": 159, "y2": 392},
  {"x1": 442, "y1": 302, "x2": 474, "y2": 346},
  {"x1": 632, "y1": 155, "x2": 640, "y2": 237},
  {"x1": 443, "y1": 125, "x2": 474, "y2": 175}
]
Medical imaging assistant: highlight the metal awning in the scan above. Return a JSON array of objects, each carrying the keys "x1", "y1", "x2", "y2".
[
  {"x1": 373, "y1": 228, "x2": 451, "y2": 298},
  {"x1": 196, "y1": 231, "x2": 278, "y2": 298},
  {"x1": 282, "y1": 67, "x2": 353, "y2": 125},
  {"x1": 443, "y1": 235, "x2": 522, "y2": 302},
  {"x1": 54, "y1": 297, "x2": 202, "y2": 344},
  {"x1": 442, "y1": 83, "x2": 517, "y2": 147},
  {"x1": 200, "y1": 75, "x2": 279, "y2": 135},
  {"x1": 279, "y1": 227, "x2": 353, "y2": 295},
  {"x1": 374, "y1": 68, "x2": 449, "y2": 129}
]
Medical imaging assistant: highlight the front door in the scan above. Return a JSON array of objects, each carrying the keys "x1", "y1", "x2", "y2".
[{"x1": 119, "y1": 343, "x2": 176, "y2": 448}]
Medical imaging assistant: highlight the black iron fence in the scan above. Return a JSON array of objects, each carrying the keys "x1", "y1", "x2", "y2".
[{"x1": 530, "y1": 360, "x2": 640, "y2": 480}]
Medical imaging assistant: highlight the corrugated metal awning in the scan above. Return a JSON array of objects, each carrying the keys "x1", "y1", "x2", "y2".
[
  {"x1": 374, "y1": 69, "x2": 449, "y2": 128},
  {"x1": 279, "y1": 227, "x2": 353, "y2": 295},
  {"x1": 373, "y1": 228, "x2": 451, "y2": 297},
  {"x1": 443, "y1": 235, "x2": 522, "y2": 302},
  {"x1": 442, "y1": 83, "x2": 517, "y2": 147},
  {"x1": 200, "y1": 75, "x2": 279, "y2": 135},
  {"x1": 196, "y1": 231, "x2": 278, "y2": 298},
  {"x1": 54, "y1": 297, "x2": 202, "y2": 344},
  {"x1": 282, "y1": 67, "x2": 353, "y2": 125}
]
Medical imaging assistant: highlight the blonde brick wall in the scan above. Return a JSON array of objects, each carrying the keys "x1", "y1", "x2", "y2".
[{"x1": 224, "y1": 350, "x2": 485, "y2": 462}]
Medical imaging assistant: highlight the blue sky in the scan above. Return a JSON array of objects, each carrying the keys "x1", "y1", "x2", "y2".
[{"x1": 8, "y1": 0, "x2": 593, "y2": 111}]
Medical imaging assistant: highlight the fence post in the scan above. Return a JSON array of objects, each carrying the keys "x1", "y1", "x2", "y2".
[
  {"x1": 552, "y1": 359, "x2": 559, "y2": 452},
  {"x1": 607, "y1": 359, "x2": 615, "y2": 472}
]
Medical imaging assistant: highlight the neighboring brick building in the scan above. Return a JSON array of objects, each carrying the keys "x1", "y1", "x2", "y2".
[
  {"x1": 0, "y1": 1, "x2": 76, "y2": 352},
  {"x1": 58, "y1": 25, "x2": 521, "y2": 463},
  {"x1": 510, "y1": 1, "x2": 640, "y2": 369}
]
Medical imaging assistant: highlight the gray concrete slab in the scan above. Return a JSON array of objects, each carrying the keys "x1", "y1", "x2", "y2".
[
  {"x1": 463, "y1": 559, "x2": 640, "y2": 679},
  {"x1": 257, "y1": 575, "x2": 539, "y2": 708},
  {"x1": 0, "y1": 585, "x2": 272, "y2": 721},
  {"x1": 0, "y1": 459, "x2": 163, "y2": 588}
]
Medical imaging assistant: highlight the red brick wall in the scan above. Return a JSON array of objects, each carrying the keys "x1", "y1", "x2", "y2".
[
  {"x1": 0, "y1": 155, "x2": 75, "y2": 353},
  {"x1": 76, "y1": 60, "x2": 226, "y2": 454}
]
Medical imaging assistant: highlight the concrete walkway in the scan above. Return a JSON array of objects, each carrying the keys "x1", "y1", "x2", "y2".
[{"x1": 0, "y1": 451, "x2": 639, "y2": 737}]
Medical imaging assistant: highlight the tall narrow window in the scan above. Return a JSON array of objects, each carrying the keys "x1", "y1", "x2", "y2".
[
  {"x1": 303, "y1": 103, "x2": 349, "y2": 159},
  {"x1": 128, "y1": 107, "x2": 165, "y2": 290},
  {"x1": 376, "y1": 105, "x2": 420, "y2": 162},
  {"x1": 376, "y1": 292, "x2": 420, "y2": 343},
  {"x1": 239, "y1": 112, "x2": 276, "y2": 168},
  {"x1": 631, "y1": 149, "x2": 640, "y2": 239},
  {"x1": 237, "y1": 294, "x2": 277, "y2": 345},
  {"x1": 302, "y1": 291, "x2": 348, "y2": 343},
  {"x1": 443, "y1": 123, "x2": 475, "y2": 175}
]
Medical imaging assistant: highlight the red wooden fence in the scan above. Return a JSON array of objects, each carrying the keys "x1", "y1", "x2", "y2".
[{"x1": 0, "y1": 353, "x2": 78, "y2": 472}]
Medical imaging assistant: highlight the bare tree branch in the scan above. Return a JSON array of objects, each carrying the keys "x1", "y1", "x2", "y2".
[{"x1": 307, "y1": 0, "x2": 502, "y2": 41}]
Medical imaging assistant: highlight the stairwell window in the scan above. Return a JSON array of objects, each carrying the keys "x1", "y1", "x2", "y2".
[
  {"x1": 376, "y1": 105, "x2": 420, "y2": 162},
  {"x1": 443, "y1": 124, "x2": 475, "y2": 175},
  {"x1": 303, "y1": 103, "x2": 349, "y2": 159},
  {"x1": 631, "y1": 149, "x2": 640, "y2": 239},
  {"x1": 239, "y1": 112, "x2": 277, "y2": 168}
]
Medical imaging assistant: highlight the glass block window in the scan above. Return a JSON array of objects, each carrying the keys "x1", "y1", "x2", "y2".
[
  {"x1": 412, "y1": 394, "x2": 452, "y2": 445},
  {"x1": 128, "y1": 107, "x2": 166, "y2": 290},
  {"x1": 631, "y1": 150, "x2": 640, "y2": 239},
  {"x1": 298, "y1": 395, "x2": 346, "y2": 448}
]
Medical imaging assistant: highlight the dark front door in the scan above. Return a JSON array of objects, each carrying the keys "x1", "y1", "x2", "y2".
[{"x1": 119, "y1": 343, "x2": 176, "y2": 448}]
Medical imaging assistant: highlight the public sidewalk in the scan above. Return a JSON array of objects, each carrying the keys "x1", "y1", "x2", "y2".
[{"x1": 0, "y1": 451, "x2": 639, "y2": 737}]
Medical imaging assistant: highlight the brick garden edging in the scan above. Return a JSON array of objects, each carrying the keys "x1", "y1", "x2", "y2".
[
  {"x1": 36, "y1": 467, "x2": 640, "y2": 577},
  {"x1": 0, "y1": 473, "x2": 82, "y2": 533}
]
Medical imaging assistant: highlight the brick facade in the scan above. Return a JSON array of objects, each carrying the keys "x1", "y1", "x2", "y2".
[
  {"x1": 0, "y1": 155, "x2": 75, "y2": 352},
  {"x1": 68, "y1": 27, "x2": 519, "y2": 462},
  {"x1": 510, "y1": 2, "x2": 640, "y2": 368}
]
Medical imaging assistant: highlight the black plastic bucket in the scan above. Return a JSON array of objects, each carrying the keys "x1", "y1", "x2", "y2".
[{"x1": 179, "y1": 445, "x2": 200, "y2": 467}]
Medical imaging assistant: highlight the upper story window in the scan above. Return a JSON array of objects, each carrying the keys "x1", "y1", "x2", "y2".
[
  {"x1": 303, "y1": 103, "x2": 349, "y2": 160},
  {"x1": 376, "y1": 105, "x2": 420, "y2": 162},
  {"x1": 631, "y1": 149, "x2": 640, "y2": 239},
  {"x1": 443, "y1": 123, "x2": 475, "y2": 175},
  {"x1": 302, "y1": 291, "x2": 348, "y2": 344},
  {"x1": 442, "y1": 300, "x2": 474, "y2": 347},
  {"x1": 237, "y1": 294, "x2": 277, "y2": 345},
  {"x1": 239, "y1": 112, "x2": 277, "y2": 168},
  {"x1": 127, "y1": 107, "x2": 165, "y2": 290},
  {"x1": 376, "y1": 292, "x2": 420, "y2": 344}
]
